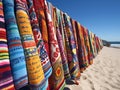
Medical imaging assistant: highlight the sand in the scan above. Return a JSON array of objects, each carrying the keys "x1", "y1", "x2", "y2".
[{"x1": 65, "y1": 46, "x2": 120, "y2": 90}]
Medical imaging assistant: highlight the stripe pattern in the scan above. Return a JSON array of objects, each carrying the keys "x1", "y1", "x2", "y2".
[
  {"x1": 33, "y1": 0, "x2": 50, "y2": 56},
  {"x1": 3, "y1": 0, "x2": 28, "y2": 89},
  {"x1": 55, "y1": 8, "x2": 71, "y2": 80},
  {"x1": 63, "y1": 13, "x2": 81, "y2": 79},
  {"x1": 27, "y1": 0, "x2": 52, "y2": 89},
  {"x1": 15, "y1": 0, "x2": 45, "y2": 89},
  {"x1": 46, "y1": 2, "x2": 65, "y2": 90},
  {"x1": 0, "y1": 0, "x2": 15, "y2": 89}
]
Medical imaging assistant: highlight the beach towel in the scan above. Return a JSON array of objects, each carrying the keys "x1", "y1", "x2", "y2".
[
  {"x1": 2, "y1": 0, "x2": 28, "y2": 89},
  {"x1": 33, "y1": 0, "x2": 49, "y2": 56},
  {"x1": 82, "y1": 28, "x2": 91, "y2": 66},
  {"x1": 91, "y1": 32, "x2": 97, "y2": 57},
  {"x1": 54, "y1": 7, "x2": 71, "y2": 80},
  {"x1": 63, "y1": 13, "x2": 80, "y2": 79},
  {"x1": 75, "y1": 22, "x2": 87, "y2": 72},
  {"x1": 27, "y1": 0, "x2": 52, "y2": 89},
  {"x1": 45, "y1": 2, "x2": 65, "y2": 90},
  {"x1": 94, "y1": 35, "x2": 99, "y2": 53},
  {"x1": 86, "y1": 29, "x2": 94, "y2": 64},
  {"x1": 0, "y1": 1, "x2": 15, "y2": 89},
  {"x1": 80, "y1": 25, "x2": 89, "y2": 67},
  {"x1": 15, "y1": 0, "x2": 45, "y2": 89},
  {"x1": 70, "y1": 19, "x2": 79, "y2": 58}
]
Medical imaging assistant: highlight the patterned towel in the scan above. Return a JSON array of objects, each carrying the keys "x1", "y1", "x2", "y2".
[
  {"x1": 54, "y1": 7, "x2": 71, "y2": 80},
  {"x1": 93, "y1": 34, "x2": 98, "y2": 56},
  {"x1": 15, "y1": 0, "x2": 45, "y2": 89},
  {"x1": 63, "y1": 13, "x2": 80, "y2": 79},
  {"x1": 75, "y1": 22, "x2": 88, "y2": 71},
  {"x1": 27, "y1": 0, "x2": 52, "y2": 89},
  {"x1": 0, "y1": 0, "x2": 15, "y2": 89},
  {"x1": 90, "y1": 32, "x2": 97, "y2": 57},
  {"x1": 2, "y1": 0, "x2": 28, "y2": 89},
  {"x1": 85, "y1": 29, "x2": 94, "y2": 64},
  {"x1": 33, "y1": 0, "x2": 50, "y2": 56},
  {"x1": 70, "y1": 19, "x2": 79, "y2": 57},
  {"x1": 46, "y1": 2, "x2": 65, "y2": 90},
  {"x1": 82, "y1": 27, "x2": 90, "y2": 66}
]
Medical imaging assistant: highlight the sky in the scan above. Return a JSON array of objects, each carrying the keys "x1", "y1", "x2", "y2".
[{"x1": 47, "y1": 0, "x2": 120, "y2": 41}]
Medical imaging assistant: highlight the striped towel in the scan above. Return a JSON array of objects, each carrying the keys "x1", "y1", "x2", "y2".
[
  {"x1": 27, "y1": 0, "x2": 52, "y2": 89},
  {"x1": 33, "y1": 0, "x2": 50, "y2": 56},
  {"x1": 0, "y1": 0, "x2": 15, "y2": 89},
  {"x1": 46, "y1": 2, "x2": 65, "y2": 90},
  {"x1": 63, "y1": 13, "x2": 81, "y2": 79},
  {"x1": 15, "y1": 0, "x2": 45, "y2": 89},
  {"x1": 54, "y1": 7, "x2": 71, "y2": 80},
  {"x1": 2, "y1": 0, "x2": 28, "y2": 89}
]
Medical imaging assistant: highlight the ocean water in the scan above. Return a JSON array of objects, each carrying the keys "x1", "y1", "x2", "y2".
[{"x1": 111, "y1": 44, "x2": 120, "y2": 47}]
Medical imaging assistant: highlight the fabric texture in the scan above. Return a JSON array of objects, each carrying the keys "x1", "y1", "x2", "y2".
[
  {"x1": 82, "y1": 27, "x2": 91, "y2": 66},
  {"x1": 33, "y1": 0, "x2": 50, "y2": 56},
  {"x1": 75, "y1": 22, "x2": 87, "y2": 71},
  {"x1": 27, "y1": 0, "x2": 52, "y2": 89},
  {"x1": 0, "y1": 0, "x2": 15, "y2": 89},
  {"x1": 55, "y1": 8, "x2": 71, "y2": 80},
  {"x1": 80, "y1": 25, "x2": 89, "y2": 67},
  {"x1": 46, "y1": 2, "x2": 65, "y2": 90},
  {"x1": 3, "y1": 0, "x2": 28, "y2": 89},
  {"x1": 63, "y1": 13, "x2": 80, "y2": 79},
  {"x1": 15, "y1": 0, "x2": 45, "y2": 89}
]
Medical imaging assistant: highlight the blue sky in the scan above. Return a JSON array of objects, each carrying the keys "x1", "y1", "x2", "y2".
[{"x1": 47, "y1": 0, "x2": 120, "y2": 41}]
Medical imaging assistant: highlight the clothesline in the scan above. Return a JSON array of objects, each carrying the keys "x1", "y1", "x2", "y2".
[{"x1": 0, "y1": 0, "x2": 103, "y2": 90}]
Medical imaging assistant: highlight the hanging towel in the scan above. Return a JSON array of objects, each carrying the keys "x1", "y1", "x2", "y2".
[
  {"x1": 80, "y1": 26, "x2": 89, "y2": 67},
  {"x1": 27, "y1": 0, "x2": 52, "y2": 89},
  {"x1": 86, "y1": 29, "x2": 94, "y2": 64},
  {"x1": 33, "y1": 0, "x2": 50, "y2": 56},
  {"x1": 70, "y1": 19, "x2": 79, "y2": 59},
  {"x1": 82, "y1": 27, "x2": 91, "y2": 66},
  {"x1": 75, "y1": 22, "x2": 87, "y2": 72},
  {"x1": 0, "y1": 0, "x2": 15, "y2": 89},
  {"x1": 3, "y1": 0, "x2": 28, "y2": 89},
  {"x1": 55, "y1": 8, "x2": 71, "y2": 80},
  {"x1": 63, "y1": 13, "x2": 80, "y2": 79},
  {"x1": 15, "y1": 0, "x2": 45, "y2": 89},
  {"x1": 45, "y1": 2, "x2": 65, "y2": 90}
]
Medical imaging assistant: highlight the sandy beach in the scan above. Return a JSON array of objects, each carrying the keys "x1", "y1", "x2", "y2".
[{"x1": 65, "y1": 46, "x2": 120, "y2": 90}]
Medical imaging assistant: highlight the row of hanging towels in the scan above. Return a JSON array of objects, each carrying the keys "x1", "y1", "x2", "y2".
[{"x1": 0, "y1": 0, "x2": 103, "y2": 90}]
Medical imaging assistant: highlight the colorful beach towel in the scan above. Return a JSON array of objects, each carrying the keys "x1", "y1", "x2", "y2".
[
  {"x1": 88, "y1": 29, "x2": 94, "y2": 64},
  {"x1": 82, "y1": 28, "x2": 91, "y2": 65},
  {"x1": 27, "y1": 0, "x2": 52, "y2": 89},
  {"x1": 0, "y1": 0, "x2": 15, "y2": 89},
  {"x1": 86, "y1": 29, "x2": 94, "y2": 64},
  {"x1": 63, "y1": 13, "x2": 80, "y2": 79},
  {"x1": 46, "y1": 2, "x2": 65, "y2": 90},
  {"x1": 70, "y1": 19, "x2": 79, "y2": 58},
  {"x1": 33, "y1": 0, "x2": 50, "y2": 56},
  {"x1": 80, "y1": 25, "x2": 89, "y2": 67},
  {"x1": 75, "y1": 22, "x2": 87, "y2": 72},
  {"x1": 15, "y1": 0, "x2": 45, "y2": 89},
  {"x1": 3, "y1": 0, "x2": 28, "y2": 89},
  {"x1": 55, "y1": 8, "x2": 71, "y2": 80}
]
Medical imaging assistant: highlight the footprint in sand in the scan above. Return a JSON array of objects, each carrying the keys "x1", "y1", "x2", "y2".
[
  {"x1": 90, "y1": 68, "x2": 99, "y2": 73},
  {"x1": 82, "y1": 75, "x2": 87, "y2": 80},
  {"x1": 116, "y1": 78, "x2": 120, "y2": 82},
  {"x1": 118, "y1": 74, "x2": 120, "y2": 78},
  {"x1": 100, "y1": 86, "x2": 110, "y2": 90},
  {"x1": 104, "y1": 80, "x2": 120, "y2": 90},
  {"x1": 87, "y1": 79, "x2": 95, "y2": 90},
  {"x1": 87, "y1": 74, "x2": 92, "y2": 78}
]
